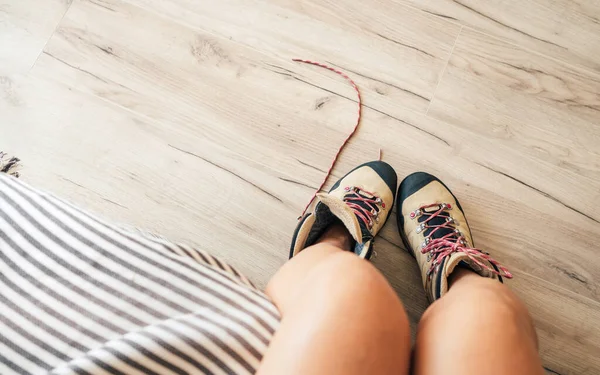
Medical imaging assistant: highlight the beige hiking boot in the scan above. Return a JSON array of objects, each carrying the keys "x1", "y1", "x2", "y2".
[
  {"x1": 396, "y1": 172, "x2": 512, "y2": 302},
  {"x1": 290, "y1": 161, "x2": 397, "y2": 259}
]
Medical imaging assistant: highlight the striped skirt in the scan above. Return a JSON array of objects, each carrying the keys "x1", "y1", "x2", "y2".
[{"x1": 0, "y1": 174, "x2": 281, "y2": 374}]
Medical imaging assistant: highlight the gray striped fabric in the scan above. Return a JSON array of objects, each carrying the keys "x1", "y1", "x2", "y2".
[{"x1": 0, "y1": 174, "x2": 280, "y2": 374}]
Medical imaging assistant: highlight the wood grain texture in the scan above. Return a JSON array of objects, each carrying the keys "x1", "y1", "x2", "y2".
[
  {"x1": 122, "y1": 0, "x2": 462, "y2": 113},
  {"x1": 1, "y1": 0, "x2": 600, "y2": 374},
  {"x1": 0, "y1": 0, "x2": 72, "y2": 74},
  {"x1": 427, "y1": 28, "x2": 600, "y2": 300},
  {"x1": 399, "y1": 0, "x2": 600, "y2": 74}
]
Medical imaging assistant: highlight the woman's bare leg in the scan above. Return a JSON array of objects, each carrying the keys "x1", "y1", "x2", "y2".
[
  {"x1": 413, "y1": 268, "x2": 544, "y2": 375},
  {"x1": 259, "y1": 222, "x2": 411, "y2": 375}
]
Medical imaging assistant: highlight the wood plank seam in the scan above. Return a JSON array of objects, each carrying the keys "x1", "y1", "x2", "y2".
[
  {"x1": 28, "y1": 0, "x2": 75, "y2": 73},
  {"x1": 398, "y1": 1, "x2": 600, "y2": 84},
  {"x1": 426, "y1": 26, "x2": 463, "y2": 115}
]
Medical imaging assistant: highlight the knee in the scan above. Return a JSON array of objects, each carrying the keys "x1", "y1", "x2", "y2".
[
  {"x1": 313, "y1": 252, "x2": 394, "y2": 296},
  {"x1": 313, "y1": 251, "x2": 379, "y2": 283},
  {"x1": 311, "y1": 252, "x2": 410, "y2": 323},
  {"x1": 421, "y1": 277, "x2": 537, "y2": 342},
  {"x1": 450, "y1": 277, "x2": 529, "y2": 317},
  {"x1": 427, "y1": 278, "x2": 526, "y2": 318}
]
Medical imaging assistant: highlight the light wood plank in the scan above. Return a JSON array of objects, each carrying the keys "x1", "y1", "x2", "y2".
[
  {"x1": 514, "y1": 272, "x2": 600, "y2": 374},
  {"x1": 427, "y1": 28, "x2": 600, "y2": 300},
  {"x1": 399, "y1": 0, "x2": 600, "y2": 74},
  {"x1": 427, "y1": 28, "x2": 600, "y2": 214},
  {"x1": 122, "y1": 0, "x2": 462, "y2": 113},
  {"x1": 0, "y1": 0, "x2": 71, "y2": 74},
  {"x1": 429, "y1": 29, "x2": 600, "y2": 218}
]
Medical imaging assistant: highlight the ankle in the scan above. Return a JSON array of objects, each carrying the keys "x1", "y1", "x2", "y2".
[
  {"x1": 315, "y1": 219, "x2": 355, "y2": 251},
  {"x1": 448, "y1": 267, "x2": 483, "y2": 290}
]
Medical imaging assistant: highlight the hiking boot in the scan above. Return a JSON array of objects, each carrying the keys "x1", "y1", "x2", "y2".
[
  {"x1": 396, "y1": 172, "x2": 512, "y2": 302},
  {"x1": 290, "y1": 161, "x2": 397, "y2": 259}
]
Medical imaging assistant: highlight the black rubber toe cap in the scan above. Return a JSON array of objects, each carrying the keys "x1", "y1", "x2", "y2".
[
  {"x1": 397, "y1": 172, "x2": 440, "y2": 203},
  {"x1": 396, "y1": 171, "x2": 466, "y2": 234},
  {"x1": 397, "y1": 171, "x2": 465, "y2": 210},
  {"x1": 363, "y1": 161, "x2": 398, "y2": 194},
  {"x1": 330, "y1": 160, "x2": 398, "y2": 195}
]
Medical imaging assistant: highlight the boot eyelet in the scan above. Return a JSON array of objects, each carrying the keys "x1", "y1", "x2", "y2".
[{"x1": 416, "y1": 223, "x2": 426, "y2": 234}]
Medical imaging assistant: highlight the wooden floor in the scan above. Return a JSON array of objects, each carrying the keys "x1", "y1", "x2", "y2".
[{"x1": 2, "y1": 0, "x2": 599, "y2": 373}]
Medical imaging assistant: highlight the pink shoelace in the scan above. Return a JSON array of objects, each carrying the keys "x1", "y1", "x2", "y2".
[
  {"x1": 411, "y1": 203, "x2": 513, "y2": 279},
  {"x1": 293, "y1": 59, "x2": 364, "y2": 220},
  {"x1": 343, "y1": 186, "x2": 384, "y2": 230}
]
